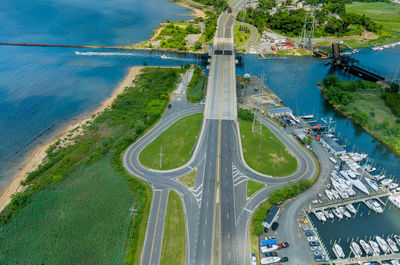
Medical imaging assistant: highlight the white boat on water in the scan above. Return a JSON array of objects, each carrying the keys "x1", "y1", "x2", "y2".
[
  {"x1": 325, "y1": 189, "x2": 334, "y2": 200},
  {"x1": 366, "y1": 199, "x2": 383, "y2": 214},
  {"x1": 160, "y1": 54, "x2": 171, "y2": 59},
  {"x1": 315, "y1": 211, "x2": 326, "y2": 222},
  {"x1": 389, "y1": 195, "x2": 400, "y2": 208},
  {"x1": 333, "y1": 208, "x2": 343, "y2": 219},
  {"x1": 376, "y1": 236, "x2": 390, "y2": 253},
  {"x1": 325, "y1": 209, "x2": 334, "y2": 219},
  {"x1": 346, "y1": 204, "x2": 357, "y2": 214},
  {"x1": 331, "y1": 189, "x2": 340, "y2": 200},
  {"x1": 339, "y1": 206, "x2": 352, "y2": 218},
  {"x1": 350, "y1": 242, "x2": 363, "y2": 258},
  {"x1": 365, "y1": 177, "x2": 379, "y2": 191},
  {"x1": 332, "y1": 243, "x2": 345, "y2": 259},
  {"x1": 387, "y1": 237, "x2": 399, "y2": 252},
  {"x1": 360, "y1": 240, "x2": 373, "y2": 256},
  {"x1": 389, "y1": 183, "x2": 399, "y2": 190},
  {"x1": 381, "y1": 178, "x2": 393, "y2": 186},
  {"x1": 369, "y1": 240, "x2": 381, "y2": 255},
  {"x1": 322, "y1": 209, "x2": 332, "y2": 219},
  {"x1": 340, "y1": 170, "x2": 370, "y2": 195},
  {"x1": 260, "y1": 257, "x2": 280, "y2": 265},
  {"x1": 394, "y1": 235, "x2": 400, "y2": 247}
]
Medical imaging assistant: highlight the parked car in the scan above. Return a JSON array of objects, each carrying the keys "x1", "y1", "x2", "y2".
[
  {"x1": 307, "y1": 236, "x2": 317, "y2": 241},
  {"x1": 309, "y1": 241, "x2": 320, "y2": 246},
  {"x1": 310, "y1": 246, "x2": 322, "y2": 251},
  {"x1": 278, "y1": 242, "x2": 289, "y2": 249},
  {"x1": 305, "y1": 231, "x2": 314, "y2": 236},
  {"x1": 271, "y1": 222, "x2": 279, "y2": 231},
  {"x1": 303, "y1": 226, "x2": 312, "y2": 231},
  {"x1": 251, "y1": 253, "x2": 256, "y2": 265},
  {"x1": 280, "y1": 257, "x2": 289, "y2": 262},
  {"x1": 264, "y1": 252, "x2": 278, "y2": 257},
  {"x1": 314, "y1": 251, "x2": 323, "y2": 256},
  {"x1": 315, "y1": 255, "x2": 324, "y2": 261}
]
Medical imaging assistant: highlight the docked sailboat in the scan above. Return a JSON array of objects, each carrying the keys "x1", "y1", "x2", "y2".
[
  {"x1": 360, "y1": 240, "x2": 373, "y2": 256},
  {"x1": 387, "y1": 237, "x2": 399, "y2": 252},
  {"x1": 325, "y1": 189, "x2": 334, "y2": 200},
  {"x1": 332, "y1": 243, "x2": 345, "y2": 259},
  {"x1": 346, "y1": 204, "x2": 357, "y2": 214},
  {"x1": 369, "y1": 240, "x2": 381, "y2": 255},
  {"x1": 365, "y1": 199, "x2": 383, "y2": 214},
  {"x1": 333, "y1": 208, "x2": 343, "y2": 219},
  {"x1": 350, "y1": 242, "x2": 363, "y2": 258},
  {"x1": 376, "y1": 236, "x2": 390, "y2": 253},
  {"x1": 340, "y1": 170, "x2": 370, "y2": 194}
]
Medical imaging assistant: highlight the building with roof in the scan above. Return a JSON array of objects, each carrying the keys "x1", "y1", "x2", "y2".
[
  {"x1": 263, "y1": 205, "x2": 280, "y2": 229},
  {"x1": 267, "y1": 107, "x2": 293, "y2": 118},
  {"x1": 320, "y1": 136, "x2": 346, "y2": 156}
]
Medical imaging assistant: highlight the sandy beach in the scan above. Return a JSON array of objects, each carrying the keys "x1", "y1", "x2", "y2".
[{"x1": 0, "y1": 66, "x2": 143, "y2": 213}]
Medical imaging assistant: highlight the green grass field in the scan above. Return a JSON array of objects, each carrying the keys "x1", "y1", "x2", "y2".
[
  {"x1": 247, "y1": 180, "x2": 265, "y2": 197},
  {"x1": 346, "y1": 2, "x2": 400, "y2": 34},
  {"x1": 160, "y1": 190, "x2": 186, "y2": 265},
  {"x1": 179, "y1": 170, "x2": 197, "y2": 188},
  {"x1": 239, "y1": 118, "x2": 298, "y2": 177},
  {"x1": 139, "y1": 113, "x2": 203, "y2": 170},
  {"x1": 234, "y1": 25, "x2": 251, "y2": 47},
  {"x1": 187, "y1": 67, "x2": 207, "y2": 103}
]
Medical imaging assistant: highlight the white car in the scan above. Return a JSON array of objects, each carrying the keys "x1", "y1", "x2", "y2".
[
  {"x1": 311, "y1": 246, "x2": 322, "y2": 251},
  {"x1": 308, "y1": 236, "x2": 318, "y2": 241}
]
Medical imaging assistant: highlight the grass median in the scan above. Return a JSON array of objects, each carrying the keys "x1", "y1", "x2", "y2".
[
  {"x1": 239, "y1": 118, "x2": 298, "y2": 177},
  {"x1": 160, "y1": 190, "x2": 186, "y2": 265},
  {"x1": 247, "y1": 180, "x2": 265, "y2": 198},
  {"x1": 139, "y1": 113, "x2": 203, "y2": 170},
  {"x1": 234, "y1": 24, "x2": 251, "y2": 47}
]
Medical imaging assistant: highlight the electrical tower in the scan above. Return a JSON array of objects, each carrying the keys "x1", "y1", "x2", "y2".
[{"x1": 299, "y1": 12, "x2": 315, "y2": 50}]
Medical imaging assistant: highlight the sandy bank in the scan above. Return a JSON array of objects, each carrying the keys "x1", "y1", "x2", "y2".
[{"x1": 0, "y1": 66, "x2": 144, "y2": 213}]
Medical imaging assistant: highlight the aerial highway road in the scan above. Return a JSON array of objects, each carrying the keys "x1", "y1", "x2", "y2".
[{"x1": 123, "y1": 1, "x2": 317, "y2": 264}]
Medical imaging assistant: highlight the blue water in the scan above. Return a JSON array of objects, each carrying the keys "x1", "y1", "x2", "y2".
[{"x1": 0, "y1": 0, "x2": 195, "y2": 189}]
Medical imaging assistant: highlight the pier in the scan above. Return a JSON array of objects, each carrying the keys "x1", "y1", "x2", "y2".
[
  {"x1": 333, "y1": 253, "x2": 400, "y2": 264},
  {"x1": 311, "y1": 189, "x2": 390, "y2": 212}
]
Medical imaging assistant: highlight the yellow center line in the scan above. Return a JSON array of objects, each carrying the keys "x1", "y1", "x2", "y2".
[{"x1": 148, "y1": 190, "x2": 164, "y2": 265}]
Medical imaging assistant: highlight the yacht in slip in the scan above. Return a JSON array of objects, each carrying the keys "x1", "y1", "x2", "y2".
[
  {"x1": 340, "y1": 170, "x2": 370, "y2": 194},
  {"x1": 346, "y1": 204, "x2": 357, "y2": 214},
  {"x1": 366, "y1": 199, "x2": 383, "y2": 214},
  {"x1": 333, "y1": 208, "x2": 343, "y2": 219},
  {"x1": 395, "y1": 235, "x2": 400, "y2": 246},
  {"x1": 376, "y1": 236, "x2": 390, "y2": 253},
  {"x1": 331, "y1": 189, "x2": 340, "y2": 200},
  {"x1": 332, "y1": 244, "x2": 345, "y2": 259},
  {"x1": 369, "y1": 240, "x2": 381, "y2": 255},
  {"x1": 365, "y1": 177, "x2": 380, "y2": 191},
  {"x1": 381, "y1": 178, "x2": 393, "y2": 186},
  {"x1": 315, "y1": 211, "x2": 326, "y2": 222},
  {"x1": 323, "y1": 209, "x2": 334, "y2": 219},
  {"x1": 350, "y1": 242, "x2": 363, "y2": 258},
  {"x1": 387, "y1": 237, "x2": 399, "y2": 252},
  {"x1": 339, "y1": 206, "x2": 352, "y2": 218},
  {"x1": 360, "y1": 240, "x2": 373, "y2": 256},
  {"x1": 389, "y1": 194, "x2": 400, "y2": 208},
  {"x1": 325, "y1": 189, "x2": 334, "y2": 200}
]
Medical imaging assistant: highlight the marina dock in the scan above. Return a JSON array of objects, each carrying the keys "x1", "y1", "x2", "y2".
[{"x1": 333, "y1": 252, "x2": 400, "y2": 264}]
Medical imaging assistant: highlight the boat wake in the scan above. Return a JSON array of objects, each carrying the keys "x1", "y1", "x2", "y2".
[{"x1": 74, "y1": 51, "x2": 139, "y2": 56}]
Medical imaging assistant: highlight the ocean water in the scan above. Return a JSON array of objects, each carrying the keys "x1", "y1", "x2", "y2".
[{"x1": 0, "y1": 0, "x2": 195, "y2": 190}]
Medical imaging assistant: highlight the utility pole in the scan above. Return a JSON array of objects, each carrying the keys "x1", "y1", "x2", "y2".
[{"x1": 159, "y1": 145, "x2": 164, "y2": 169}]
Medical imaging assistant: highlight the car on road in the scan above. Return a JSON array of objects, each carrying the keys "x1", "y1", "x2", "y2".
[
  {"x1": 278, "y1": 242, "x2": 289, "y2": 249},
  {"x1": 309, "y1": 241, "x2": 320, "y2": 246},
  {"x1": 251, "y1": 253, "x2": 256, "y2": 265},
  {"x1": 303, "y1": 226, "x2": 312, "y2": 231},
  {"x1": 310, "y1": 246, "x2": 322, "y2": 251},
  {"x1": 280, "y1": 257, "x2": 289, "y2": 262},
  {"x1": 305, "y1": 231, "x2": 314, "y2": 236},
  {"x1": 307, "y1": 236, "x2": 318, "y2": 241}
]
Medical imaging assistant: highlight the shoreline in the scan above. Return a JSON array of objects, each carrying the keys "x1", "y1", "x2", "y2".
[{"x1": 0, "y1": 66, "x2": 144, "y2": 213}]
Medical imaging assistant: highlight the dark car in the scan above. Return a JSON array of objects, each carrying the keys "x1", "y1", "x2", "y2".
[
  {"x1": 278, "y1": 242, "x2": 289, "y2": 249},
  {"x1": 271, "y1": 222, "x2": 279, "y2": 231},
  {"x1": 305, "y1": 231, "x2": 314, "y2": 236},
  {"x1": 315, "y1": 255, "x2": 324, "y2": 261},
  {"x1": 264, "y1": 252, "x2": 277, "y2": 257},
  {"x1": 309, "y1": 241, "x2": 320, "y2": 246},
  {"x1": 280, "y1": 257, "x2": 289, "y2": 262},
  {"x1": 167, "y1": 104, "x2": 172, "y2": 109},
  {"x1": 264, "y1": 227, "x2": 269, "y2": 233}
]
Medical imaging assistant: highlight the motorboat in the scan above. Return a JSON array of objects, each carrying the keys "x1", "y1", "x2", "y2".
[
  {"x1": 340, "y1": 170, "x2": 370, "y2": 195},
  {"x1": 260, "y1": 244, "x2": 279, "y2": 253},
  {"x1": 394, "y1": 235, "x2": 400, "y2": 246},
  {"x1": 325, "y1": 189, "x2": 334, "y2": 200},
  {"x1": 332, "y1": 243, "x2": 345, "y2": 259},
  {"x1": 387, "y1": 237, "x2": 399, "y2": 252},
  {"x1": 331, "y1": 189, "x2": 340, "y2": 200},
  {"x1": 350, "y1": 241, "x2": 363, "y2": 258},
  {"x1": 346, "y1": 204, "x2": 357, "y2": 214},
  {"x1": 339, "y1": 206, "x2": 352, "y2": 218},
  {"x1": 389, "y1": 183, "x2": 399, "y2": 190},
  {"x1": 369, "y1": 240, "x2": 381, "y2": 255},
  {"x1": 365, "y1": 200, "x2": 383, "y2": 214},
  {"x1": 333, "y1": 208, "x2": 343, "y2": 219},
  {"x1": 365, "y1": 177, "x2": 379, "y2": 191},
  {"x1": 381, "y1": 178, "x2": 393, "y2": 186},
  {"x1": 161, "y1": 54, "x2": 172, "y2": 59},
  {"x1": 376, "y1": 236, "x2": 390, "y2": 253},
  {"x1": 360, "y1": 240, "x2": 373, "y2": 256},
  {"x1": 322, "y1": 209, "x2": 333, "y2": 219},
  {"x1": 325, "y1": 209, "x2": 334, "y2": 219},
  {"x1": 389, "y1": 195, "x2": 400, "y2": 208},
  {"x1": 315, "y1": 211, "x2": 326, "y2": 222},
  {"x1": 260, "y1": 257, "x2": 280, "y2": 265}
]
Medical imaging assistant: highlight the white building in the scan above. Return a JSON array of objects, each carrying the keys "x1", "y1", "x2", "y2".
[{"x1": 267, "y1": 107, "x2": 293, "y2": 118}]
